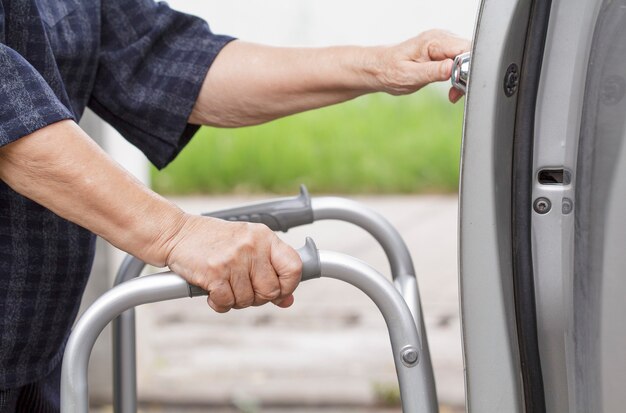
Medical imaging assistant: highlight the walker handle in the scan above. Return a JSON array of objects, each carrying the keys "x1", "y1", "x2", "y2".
[
  {"x1": 204, "y1": 185, "x2": 313, "y2": 232},
  {"x1": 298, "y1": 237, "x2": 322, "y2": 281}
]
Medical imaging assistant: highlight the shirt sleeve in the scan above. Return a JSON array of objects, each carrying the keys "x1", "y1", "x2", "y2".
[
  {"x1": 0, "y1": 44, "x2": 75, "y2": 147},
  {"x1": 88, "y1": 0, "x2": 235, "y2": 169}
]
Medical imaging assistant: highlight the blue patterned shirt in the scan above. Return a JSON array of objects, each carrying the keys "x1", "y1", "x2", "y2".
[{"x1": 0, "y1": 0, "x2": 233, "y2": 388}]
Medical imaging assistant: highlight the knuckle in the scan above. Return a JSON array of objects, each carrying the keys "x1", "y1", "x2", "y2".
[
  {"x1": 417, "y1": 30, "x2": 435, "y2": 46},
  {"x1": 209, "y1": 300, "x2": 230, "y2": 314},
  {"x1": 425, "y1": 29, "x2": 444, "y2": 38},
  {"x1": 214, "y1": 296, "x2": 235, "y2": 310},
  {"x1": 240, "y1": 235, "x2": 256, "y2": 251},
  {"x1": 440, "y1": 62, "x2": 450, "y2": 78},
  {"x1": 251, "y1": 221, "x2": 271, "y2": 233},
  {"x1": 210, "y1": 284, "x2": 235, "y2": 307},
  {"x1": 251, "y1": 224, "x2": 273, "y2": 244},
  {"x1": 253, "y1": 297, "x2": 270, "y2": 307},
  {"x1": 237, "y1": 300, "x2": 253, "y2": 309},
  {"x1": 427, "y1": 42, "x2": 440, "y2": 58},
  {"x1": 208, "y1": 292, "x2": 234, "y2": 313},
  {"x1": 216, "y1": 255, "x2": 241, "y2": 275},
  {"x1": 189, "y1": 273, "x2": 213, "y2": 292},
  {"x1": 206, "y1": 258, "x2": 229, "y2": 274},
  {"x1": 256, "y1": 286, "x2": 281, "y2": 301},
  {"x1": 234, "y1": 221, "x2": 250, "y2": 231},
  {"x1": 240, "y1": 223, "x2": 266, "y2": 247},
  {"x1": 237, "y1": 294, "x2": 254, "y2": 308},
  {"x1": 245, "y1": 221, "x2": 264, "y2": 234},
  {"x1": 426, "y1": 64, "x2": 439, "y2": 81}
]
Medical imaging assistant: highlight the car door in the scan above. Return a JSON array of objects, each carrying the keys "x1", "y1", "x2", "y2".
[{"x1": 459, "y1": 0, "x2": 626, "y2": 411}]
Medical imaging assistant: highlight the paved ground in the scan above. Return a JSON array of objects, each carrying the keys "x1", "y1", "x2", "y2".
[
  {"x1": 89, "y1": 195, "x2": 463, "y2": 412},
  {"x1": 93, "y1": 407, "x2": 463, "y2": 413}
]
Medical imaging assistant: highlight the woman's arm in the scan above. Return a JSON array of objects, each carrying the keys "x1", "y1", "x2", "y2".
[
  {"x1": 189, "y1": 30, "x2": 470, "y2": 127},
  {"x1": 0, "y1": 120, "x2": 302, "y2": 312}
]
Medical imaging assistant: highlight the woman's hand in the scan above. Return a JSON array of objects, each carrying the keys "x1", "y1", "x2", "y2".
[
  {"x1": 163, "y1": 215, "x2": 303, "y2": 313},
  {"x1": 370, "y1": 30, "x2": 471, "y2": 102}
]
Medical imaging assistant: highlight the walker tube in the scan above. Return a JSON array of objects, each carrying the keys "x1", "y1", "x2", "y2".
[
  {"x1": 112, "y1": 256, "x2": 144, "y2": 413},
  {"x1": 318, "y1": 251, "x2": 435, "y2": 413},
  {"x1": 311, "y1": 197, "x2": 419, "y2": 317},
  {"x1": 62, "y1": 273, "x2": 194, "y2": 413},
  {"x1": 312, "y1": 197, "x2": 436, "y2": 410}
]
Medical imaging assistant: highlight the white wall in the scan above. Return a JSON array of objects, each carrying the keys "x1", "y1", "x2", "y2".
[{"x1": 168, "y1": 0, "x2": 479, "y2": 46}]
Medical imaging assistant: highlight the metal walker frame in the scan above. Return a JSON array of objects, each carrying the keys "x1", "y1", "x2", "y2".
[{"x1": 60, "y1": 187, "x2": 439, "y2": 413}]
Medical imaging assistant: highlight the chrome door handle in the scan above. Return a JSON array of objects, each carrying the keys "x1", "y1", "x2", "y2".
[{"x1": 451, "y1": 52, "x2": 471, "y2": 93}]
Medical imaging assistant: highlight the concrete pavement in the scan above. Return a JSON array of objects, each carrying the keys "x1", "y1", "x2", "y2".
[{"x1": 92, "y1": 195, "x2": 463, "y2": 411}]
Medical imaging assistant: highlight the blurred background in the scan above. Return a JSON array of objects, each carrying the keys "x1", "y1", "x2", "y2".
[
  {"x1": 152, "y1": 0, "x2": 474, "y2": 196},
  {"x1": 83, "y1": 1, "x2": 480, "y2": 412}
]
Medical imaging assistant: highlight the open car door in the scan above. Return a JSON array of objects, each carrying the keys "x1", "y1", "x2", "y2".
[{"x1": 460, "y1": 0, "x2": 626, "y2": 411}]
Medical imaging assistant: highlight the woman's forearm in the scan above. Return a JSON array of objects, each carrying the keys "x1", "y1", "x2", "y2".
[
  {"x1": 0, "y1": 120, "x2": 302, "y2": 311},
  {"x1": 0, "y1": 120, "x2": 184, "y2": 266},
  {"x1": 189, "y1": 41, "x2": 373, "y2": 127}
]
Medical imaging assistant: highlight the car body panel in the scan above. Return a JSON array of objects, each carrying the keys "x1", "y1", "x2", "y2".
[
  {"x1": 459, "y1": 0, "x2": 531, "y2": 411},
  {"x1": 461, "y1": 0, "x2": 626, "y2": 411}
]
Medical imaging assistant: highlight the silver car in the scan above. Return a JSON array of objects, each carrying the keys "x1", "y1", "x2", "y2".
[{"x1": 460, "y1": 0, "x2": 626, "y2": 411}]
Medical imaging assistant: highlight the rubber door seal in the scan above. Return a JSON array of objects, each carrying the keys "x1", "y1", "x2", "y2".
[{"x1": 511, "y1": 0, "x2": 552, "y2": 411}]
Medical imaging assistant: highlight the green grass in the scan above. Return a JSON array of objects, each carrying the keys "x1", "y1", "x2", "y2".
[{"x1": 151, "y1": 90, "x2": 464, "y2": 195}]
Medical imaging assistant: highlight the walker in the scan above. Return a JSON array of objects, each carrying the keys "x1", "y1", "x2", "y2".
[{"x1": 60, "y1": 187, "x2": 439, "y2": 413}]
